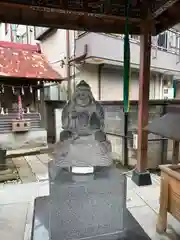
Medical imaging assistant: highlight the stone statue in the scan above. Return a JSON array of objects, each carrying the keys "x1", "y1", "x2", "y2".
[{"x1": 53, "y1": 80, "x2": 112, "y2": 170}]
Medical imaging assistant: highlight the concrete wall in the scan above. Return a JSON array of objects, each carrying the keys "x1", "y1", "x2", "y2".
[
  {"x1": 39, "y1": 29, "x2": 77, "y2": 100},
  {"x1": 76, "y1": 64, "x2": 99, "y2": 99},
  {"x1": 107, "y1": 134, "x2": 162, "y2": 169},
  {"x1": 40, "y1": 30, "x2": 67, "y2": 78},
  {"x1": 51, "y1": 102, "x2": 167, "y2": 169},
  {"x1": 103, "y1": 103, "x2": 163, "y2": 169}
]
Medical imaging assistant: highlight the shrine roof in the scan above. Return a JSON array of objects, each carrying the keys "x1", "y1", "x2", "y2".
[
  {"x1": 145, "y1": 106, "x2": 180, "y2": 141},
  {"x1": 0, "y1": 1, "x2": 180, "y2": 34},
  {"x1": 0, "y1": 41, "x2": 62, "y2": 81}
]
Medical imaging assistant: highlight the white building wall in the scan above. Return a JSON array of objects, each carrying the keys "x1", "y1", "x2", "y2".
[
  {"x1": 0, "y1": 23, "x2": 11, "y2": 41},
  {"x1": 76, "y1": 64, "x2": 99, "y2": 100},
  {"x1": 0, "y1": 23, "x2": 36, "y2": 44},
  {"x1": 39, "y1": 29, "x2": 70, "y2": 100},
  {"x1": 40, "y1": 29, "x2": 67, "y2": 78},
  {"x1": 76, "y1": 64, "x2": 161, "y2": 101}
]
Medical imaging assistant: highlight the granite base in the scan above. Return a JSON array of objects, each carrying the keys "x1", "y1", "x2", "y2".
[
  {"x1": 31, "y1": 167, "x2": 150, "y2": 240},
  {"x1": 131, "y1": 169, "x2": 152, "y2": 186},
  {"x1": 31, "y1": 196, "x2": 151, "y2": 240}
]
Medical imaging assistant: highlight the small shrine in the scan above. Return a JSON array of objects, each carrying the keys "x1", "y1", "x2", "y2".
[{"x1": 0, "y1": 41, "x2": 62, "y2": 151}]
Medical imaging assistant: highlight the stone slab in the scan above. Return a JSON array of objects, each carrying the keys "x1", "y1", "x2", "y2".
[
  {"x1": 0, "y1": 129, "x2": 47, "y2": 150},
  {"x1": 31, "y1": 167, "x2": 150, "y2": 240},
  {"x1": 12, "y1": 157, "x2": 36, "y2": 183},
  {"x1": 49, "y1": 167, "x2": 127, "y2": 239},
  {"x1": 0, "y1": 202, "x2": 28, "y2": 240},
  {"x1": 0, "y1": 181, "x2": 49, "y2": 205},
  {"x1": 31, "y1": 196, "x2": 151, "y2": 240},
  {"x1": 25, "y1": 155, "x2": 48, "y2": 181}
]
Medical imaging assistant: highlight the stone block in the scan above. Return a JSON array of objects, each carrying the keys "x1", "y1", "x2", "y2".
[{"x1": 0, "y1": 129, "x2": 47, "y2": 150}]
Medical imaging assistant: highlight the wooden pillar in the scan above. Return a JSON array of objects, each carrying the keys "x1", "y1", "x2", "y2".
[
  {"x1": 132, "y1": 21, "x2": 152, "y2": 186},
  {"x1": 172, "y1": 140, "x2": 179, "y2": 164}
]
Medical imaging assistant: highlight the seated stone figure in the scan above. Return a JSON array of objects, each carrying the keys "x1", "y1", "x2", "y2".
[{"x1": 54, "y1": 80, "x2": 112, "y2": 170}]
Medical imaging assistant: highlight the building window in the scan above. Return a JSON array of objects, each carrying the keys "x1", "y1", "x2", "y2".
[
  {"x1": 5, "y1": 23, "x2": 8, "y2": 35},
  {"x1": 157, "y1": 32, "x2": 167, "y2": 51}
]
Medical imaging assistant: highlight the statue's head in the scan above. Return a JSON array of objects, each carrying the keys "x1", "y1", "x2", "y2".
[{"x1": 73, "y1": 80, "x2": 94, "y2": 107}]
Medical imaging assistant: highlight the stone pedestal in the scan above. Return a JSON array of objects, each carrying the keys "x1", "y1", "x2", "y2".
[
  {"x1": 31, "y1": 165, "x2": 150, "y2": 240},
  {"x1": 31, "y1": 81, "x2": 150, "y2": 240}
]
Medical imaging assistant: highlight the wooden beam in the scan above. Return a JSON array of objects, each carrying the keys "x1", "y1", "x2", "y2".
[
  {"x1": 0, "y1": 2, "x2": 140, "y2": 22},
  {"x1": 155, "y1": 2, "x2": 180, "y2": 34},
  {"x1": 151, "y1": 0, "x2": 179, "y2": 18},
  {"x1": 0, "y1": 6, "x2": 140, "y2": 34}
]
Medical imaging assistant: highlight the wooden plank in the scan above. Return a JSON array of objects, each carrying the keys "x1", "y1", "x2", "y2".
[
  {"x1": 160, "y1": 164, "x2": 180, "y2": 181},
  {"x1": 172, "y1": 140, "x2": 179, "y2": 164},
  {"x1": 152, "y1": 0, "x2": 179, "y2": 18},
  {"x1": 6, "y1": 146, "x2": 52, "y2": 159},
  {"x1": 157, "y1": 165, "x2": 180, "y2": 233},
  {"x1": 156, "y1": 172, "x2": 169, "y2": 233}
]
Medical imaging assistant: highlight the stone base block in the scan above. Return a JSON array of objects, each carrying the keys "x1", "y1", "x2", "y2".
[
  {"x1": 131, "y1": 169, "x2": 152, "y2": 186},
  {"x1": 31, "y1": 196, "x2": 151, "y2": 240},
  {"x1": 0, "y1": 129, "x2": 47, "y2": 150}
]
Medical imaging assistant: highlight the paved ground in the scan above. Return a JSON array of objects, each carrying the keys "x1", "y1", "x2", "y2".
[{"x1": 0, "y1": 155, "x2": 180, "y2": 240}]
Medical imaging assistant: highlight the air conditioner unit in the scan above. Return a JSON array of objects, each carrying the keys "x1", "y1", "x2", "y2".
[{"x1": 163, "y1": 87, "x2": 174, "y2": 99}]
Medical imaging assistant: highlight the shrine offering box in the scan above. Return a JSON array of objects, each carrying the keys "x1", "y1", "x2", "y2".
[{"x1": 157, "y1": 164, "x2": 180, "y2": 233}]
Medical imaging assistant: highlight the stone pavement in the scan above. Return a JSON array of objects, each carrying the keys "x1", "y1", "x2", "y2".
[
  {"x1": 0, "y1": 181, "x2": 49, "y2": 240},
  {"x1": 0, "y1": 165, "x2": 180, "y2": 240}
]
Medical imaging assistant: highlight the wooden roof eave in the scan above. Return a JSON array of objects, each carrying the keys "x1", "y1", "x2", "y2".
[
  {"x1": 0, "y1": 76, "x2": 63, "y2": 86},
  {"x1": 0, "y1": 0, "x2": 180, "y2": 35}
]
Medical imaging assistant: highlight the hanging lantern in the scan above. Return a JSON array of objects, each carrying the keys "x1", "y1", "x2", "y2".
[
  {"x1": 26, "y1": 107, "x2": 30, "y2": 114},
  {"x1": 1, "y1": 85, "x2": 4, "y2": 93},
  {"x1": 12, "y1": 86, "x2": 15, "y2": 94},
  {"x1": 30, "y1": 85, "x2": 33, "y2": 93},
  {"x1": 1, "y1": 107, "x2": 5, "y2": 115},
  {"x1": 21, "y1": 86, "x2": 24, "y2": 95}
]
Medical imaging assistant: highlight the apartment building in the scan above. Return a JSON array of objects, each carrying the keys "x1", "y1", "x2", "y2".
[
  {"x1": 34, "y1": 27, "x2": 180, "y2": 101},
  {"x1": 1, "y1": 22, "x2": 180, "y2": 101},
  {"x1": 0, "y1": 23, "x2": 35, "y2": 44}
]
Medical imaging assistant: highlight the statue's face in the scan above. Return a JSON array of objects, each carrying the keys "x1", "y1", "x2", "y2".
[{"x1": 75, "y1": 87, "x2": 92, "y2": 106}]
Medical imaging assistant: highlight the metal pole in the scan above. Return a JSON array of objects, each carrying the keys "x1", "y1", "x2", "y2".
[
  {"x1": 66, "y1": 30, "x2": 71, "y2": 100},
  {"x1": 123, "y1": 111, "x2": 128, "y2": 166}
]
